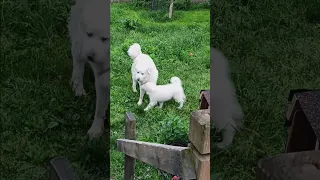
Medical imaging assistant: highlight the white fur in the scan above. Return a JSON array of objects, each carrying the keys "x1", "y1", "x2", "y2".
[
  {"x1": 128, "y1": 43, "x2": 159, "y2": 105},
  {"x1": 68, "y1": 0, "x2": 110, "y2": 138},
  {"x1": 211, "y1": 48, "x2": 244, "y2": 149},
  {"x1": 141, "y1": 76, "x2": 186, "y2": 111}
]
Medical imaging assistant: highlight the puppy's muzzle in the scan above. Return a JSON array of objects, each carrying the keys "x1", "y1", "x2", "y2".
[{"x1": 87, "y1": 52, "x2": 95, "y2": 62}]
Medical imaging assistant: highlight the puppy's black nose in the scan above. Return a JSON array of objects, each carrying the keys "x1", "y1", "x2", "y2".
[{"x1": 87, "y1": 53, "x2": 95, "y2": 62}]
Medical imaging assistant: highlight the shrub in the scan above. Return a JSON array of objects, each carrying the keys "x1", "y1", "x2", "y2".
[
  {"x1": 158, "y1": 115, "x2": 189, "y2": 146},
  {"x1": 173, "y1": 0, "x2": 191, "y2": 10},
  {"x1": 122, "y1": 18, "x2": 141, "y2": 30}
]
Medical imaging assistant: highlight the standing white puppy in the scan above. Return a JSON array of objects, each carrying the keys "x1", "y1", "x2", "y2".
[
  {"x1": 128, "y1": 43, "x2": 158, "y2": 105},
  {"x1": 68, "y1": 0, "x2": 110, "y2": 138},
  {"x1": 141, "y1": 76, "x2": 186, "y2": 111},
  {"x1": 211, "y1": 48, "x2": 244, "y2": 149}
]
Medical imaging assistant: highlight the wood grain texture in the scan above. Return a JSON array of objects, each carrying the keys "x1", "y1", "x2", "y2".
[
  {"x1": 189, "y1": 110, "x2": 210, "y2": 154},
  {"x1": 191, "y1": 144, "x2": 210, "y2": 180},
  {"x1": 124, "y1": 112, "x2": 136, "y2": 180},
  {"x1": 256, "y1": 150, "x2": 320, "y2": 180},
  {"x1": 117, "y1": 139, "x2": 196, "y2": 179},
  {"x1": 48, "y1": 157, "x2": 80, "y2": 180}
]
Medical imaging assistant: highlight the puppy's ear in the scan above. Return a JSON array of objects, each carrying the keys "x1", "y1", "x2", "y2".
[{"x1": 147, "y1": 68, "x2": 152, "y2": 75}]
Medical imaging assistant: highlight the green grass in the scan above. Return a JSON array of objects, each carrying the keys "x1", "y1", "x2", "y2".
[
  {"x1": 211, "y1": 0, "x2": 320, "y2": 179},
  {"x1": 1, "y1": 1, "x2": 110, "y2": 179},
  {"x1": 0, "y1": 1, "x2": 209, "y2": 180},
  {"x1": 4, "y1": 0, "x2": 317, "y2": 179},
  {"x1": 110, "y1": 3, "x2": 209, "y2": 179}
]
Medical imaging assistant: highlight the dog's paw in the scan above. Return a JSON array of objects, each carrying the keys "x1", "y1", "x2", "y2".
[
  {"x1": 74, "y1": 88, "x2": 86, "y2": 96},
  {"x1": 87, "y1": 124, "x2": 104, "y2": 139},
  {"x1": 216, "y1": 142, "x2": 232, "y2": 149},
  {"x1": 137, "y1": 100, "x2": 143, "y2": 106},
  {"x1": 144, "y1": 108, "x2": 149, "y2": 111},
  {"x1": 71, "y1": 80, "x2": 86, "y2": 96},
  {"x1": 133, "y1": 88, "x2": 137, "y2": 93}
]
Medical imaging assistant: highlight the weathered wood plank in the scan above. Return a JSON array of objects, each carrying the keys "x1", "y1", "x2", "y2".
[
  {"x1": 191, "y1": 144, "x2": 210, "y2": 180},
  {"x1": 256, "y1": 150, "x2": 320, "y2": 180},
  {"x1": 125, "y1": 112, "x2": 136, "y2": 139},
  {"x1": 48, "y1": 157, "x2": 80, "y2": 180},
  {"x1": 189, "y1": 110, "x2": 210, "y2": 154},
  {"x1": 117, "y1": 139, "x2": 196, "y2": 179},
  {"x1": 124, "y1": 112, "x2": 136, "y2": 180}
]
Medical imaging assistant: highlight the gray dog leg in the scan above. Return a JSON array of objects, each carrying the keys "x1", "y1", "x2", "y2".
[
  {"x1": 87, "y1": 67, "x2": 109, "y2": 138},
  {"x1": 137, "y1": 86, "x2": 145, "y2": 106},
  {"x1": 71, "y1": 44, "x2": 86, "y2": 96},
  {"x1": 216, "y1": 124, "x2": 236, "y2": 149}
]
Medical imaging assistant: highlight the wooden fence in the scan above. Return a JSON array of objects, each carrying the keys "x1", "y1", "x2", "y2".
[
  {"x1": 255, "y1": 90, "x2": 320, "y2": 180},
  {"x1": 116, "y1": 91, "x2": 210, "y2": 179}
]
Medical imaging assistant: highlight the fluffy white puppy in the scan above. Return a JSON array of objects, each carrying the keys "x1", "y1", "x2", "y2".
[
  {"x1": 128, "y1": 43, "x2": 158, "y2": 105},
  {"x1": 141, "y1": 76, "x2": 186, "y2": 111},
  {"x1": 68, "y1": 0, "x2": 110, "y2": 138},
  {"x1": 211, "y1": 48, "x2": 244, "y2": 149}
]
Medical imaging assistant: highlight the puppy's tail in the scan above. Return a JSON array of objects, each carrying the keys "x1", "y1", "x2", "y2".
[
  {"x1": 127, "y1": 43, "x2": 142, "y2": 60},
  {"x1": 170, "y1": 76, "x2": 182, "y2": 86},
  {"x1": 171, "y1": 76, "x2": 186, "y2": 102}
]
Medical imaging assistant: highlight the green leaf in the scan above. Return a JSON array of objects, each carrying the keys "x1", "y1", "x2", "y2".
[
  {"x1": 211, "y1": 172, "x2": 222, "y2": 180},
  {"x1": 47, "y1": 121, "x2": 59, "y2": 129}
]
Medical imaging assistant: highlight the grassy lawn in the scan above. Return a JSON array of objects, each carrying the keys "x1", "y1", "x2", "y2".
[
  {"x1": 211, "y1": 0, "x2": 320, "y2": 179},
  {"x1": 1, "y1": 1, "x2": 209, "y2": 180},
  {"x1": 110, "y1": 3, "x2": 210, "y2": 179},
  {"x1": 1, "y1": 1, "x2": 110, "y2": 179}
]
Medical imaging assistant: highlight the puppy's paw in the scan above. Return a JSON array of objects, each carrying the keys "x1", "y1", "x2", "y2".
[
  {"x1": 74, "y1": 87, "x2": 86, "y2": 96},
  {"x1": 144, "y1": 108, "x2": 149, "y2": 111},
  {"x1": 137, "y1": 100, "x2": 143, "y2": 106},
  {"x1": 216, "y1": 142, "x2": 232, "y2": 149},
  {"x1": 133, "y1": 88, "x2": 137, "y2": 93},
  {"x1": 71, "y1": 79, "x2": 86, "y2": 96},
  {"x1": 87, "y1": 124, "x2": 104, "y2": 139}
]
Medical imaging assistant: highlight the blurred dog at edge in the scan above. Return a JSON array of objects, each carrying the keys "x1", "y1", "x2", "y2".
[
  {"x1": 211, "y1": 48, "x2": 244, "y2": 149},
  {"x1": 68, "y1": 0, "x2": 110, "y2": 138}
]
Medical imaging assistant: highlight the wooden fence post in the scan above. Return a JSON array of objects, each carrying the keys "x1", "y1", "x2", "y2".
[
  {"x1": 189, "y1": 109, "x2": 210, "y2": 180},
  {"x1": 124, "y1": 112, "x2": 136, "y2": 180},
  {"x1": 48, "y1": 157, "x2": 80, "y2": 180}
]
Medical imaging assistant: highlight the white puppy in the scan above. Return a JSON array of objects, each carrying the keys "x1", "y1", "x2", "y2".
[
  {"x1": 68, "y1": 0, "x2": 110, "y2": 138},
  {"x1": 141, "y1": 76, "x2": 186, "y2": 111},
  {"x1": 128, "y1": 43, "x2": 158, "y2": 105},
  {"x1": 211, "y1": 48, "x2": 244, "y2": 149}
]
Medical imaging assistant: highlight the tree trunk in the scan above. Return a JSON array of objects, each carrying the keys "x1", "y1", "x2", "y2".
[
  {"x1": 169, "y1": 0, "x2": 174, "y2": 18},
  {"x1": 151, "y1": 0, "x2": 157, "y2": 10}
]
